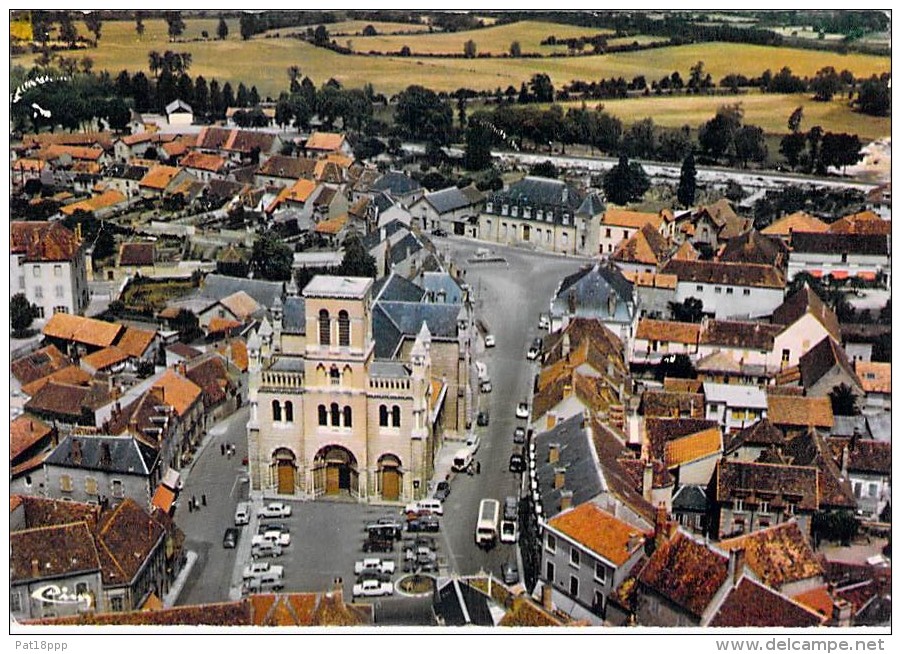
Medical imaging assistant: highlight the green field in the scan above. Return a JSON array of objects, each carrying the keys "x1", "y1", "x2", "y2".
[
  {"x1": 323, "y1": 20, "x2": 433, "y2": 35},
  {"x1": 555, "y1": 92, "x2": 890, "y2": 140},
  {"x1": 337, "y1": 20, "x2": 614, "y2": 55},
  {"x1": 12, "y1": 18, "x2": 890, "y2": 138}
]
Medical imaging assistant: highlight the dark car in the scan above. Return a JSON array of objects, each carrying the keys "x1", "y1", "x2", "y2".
[
  {"x1": 509, "y1": 447, "x2": 524, "y2": 473},
  {"x1": 258, "y1": 523, "x2": 290, "y2": 535},
  {"x1": 502, "y1": 561, "x2": 520, "y2": 585},
  {"x1": 357, "y1": 569, "x2": 392, "y2": 584},
  {"x1": 407, "y1": 514, "x2": 440, "y2": 533},
  {"x1": 362, "y1": 537, "x2": 394, "y2": 553},
  {"x1": 513, "y1": 427, "x2": 526, "y2": 444},
  {"x1": 223, "y1": 528, "x2": 239, "y2": 549},
  {"x1": 434, "y1": 481, "x2": 450, "y2": 501},
  {"x1": 432, "y1": 228, "x2": 448, "y2": 237},
  {"x1": 477, "y1": 411, "x2": 489, "y2": 427}
]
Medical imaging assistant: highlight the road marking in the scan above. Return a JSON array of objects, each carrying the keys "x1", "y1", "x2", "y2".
[{"x1": 230, "y1": 475, "x2": 241, "y2": 498}]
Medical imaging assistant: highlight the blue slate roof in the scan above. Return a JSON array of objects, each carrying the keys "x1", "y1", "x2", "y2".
[
  {"x1": 425, "y1": 185, "x2": 482, "y2": 215},
  {"x1": 372, "y1": 272, "x2": 426, "y2": 303},
  {"x1": 200, "y1": 274, "x2": 284, "y2": 310},
  {"x1": 361, "y1": 219, "x2": 407, "y2": 252},
  {"x1": 388, "y1": 233, "x2": 425, "y2": 267},
  {"x1": 534, "y1": 413, "x2": 603, "y2": 520},
  {"x1": 372, "y1": 303, "x2": 404, "y2": 358},
  {"x1": 672, "y1": 484, "x2": 708, "y2": 513},
  {"x1": 419, "y1": 272, "x2": 465, "y2": 305},
  {"x1": 433, "y1": 578, "x2": 494, "y2": 627},
  {"x1": 371, "y1": 171, "x2": 422, "y2": 196},
  {"x1": 551, "y1": 263, "x2": 634, "y2": 324},
  {"x1": 282, "y1": 297, "x2": 306, "y2": 334},
  {"x1": 46, "y1": 435, "x2": 158, "y2": 476},
  {"x1": 577, "y1": 192, "x2": 606, "y2": 217}
]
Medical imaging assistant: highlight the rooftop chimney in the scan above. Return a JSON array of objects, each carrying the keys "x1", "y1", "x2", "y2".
[
  {"x1": 654, "y1": 503, "x2": 669, "y2": 548},
  {"x1": 841, "y1": 445, "x2": 850, "y2": 478},
  {"x1": 554, "y1": 467, "x2": 566, "y2": 490},
  {"x1": 562, "y1": 383, "x2": 573, "y2": 400},
  {"x1": 72, "y1": 439, "x2": 83, "y2": 466},
  {"x1": 642, "y1": 461, "x2": 654, "y2": 502},
  {"x1": 627, "y1": 533, "x2": 642, "y2": 553},
  {"x1": 31, "y1": 558, "x2": 40, "y2": 578},
  {"x1": 560, "y1": 490, "x2": 573, "y2": 511},
  {"x1": 728, "y1": 547, "x2": 746, "y2": 588},
  {"x1": 548, "y1": 443, "x2": 560, "y2": 464}
]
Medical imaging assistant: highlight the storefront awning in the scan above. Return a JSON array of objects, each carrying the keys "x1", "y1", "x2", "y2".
[
  {"x1": 830, "y1": 271, "x2": 849, "y2": 280},
  {"x1": 808, "y1": 270, "x2": 822, "y2": 278},
  {"x1": 152, "y1": 484, "x2": 176, "y2": 513},
  {"x1": 161, "y1": 468, "x2": 181, "y2": 491},
  {"x1": 857, "y1": 271, "x2": 877, "y2": 281}
]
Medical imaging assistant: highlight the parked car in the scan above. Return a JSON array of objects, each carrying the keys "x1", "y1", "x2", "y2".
[
  {"x1": 502, "y1": 561, "x2": 520, "y2": 585},
  {"x1": 484, "y1": 334, "x2": 496, "y2": 348},
  {"x1": 466, "y1": 433, "x2": 481, "y2": 453},
  {"x1": 222, "y1": 528, "x2": 239, "y2": 549},
  {"x1": 513, "y1": 427, "x2": 526, "y2": 444},
  {"x1": 258, "y1": 523, "x2": 290, "y2": 536},
  {"x1": 434, "y1": 481, "x2": 450, "y2": 501},
  {"x1": 431, "y1": 227, "x2": 448, "y2": 237},
  {"x1": 527, "y1": 345, "x2": 541, "y2": 361},
  {"x1": 243, "y1": 574, "x2": 284, "y2": 594},
  {"x1": 407, "y1": 514, "x2": 440, "y2": 532},
  {"x1": 479, "y1": 379, "x2": 493, "y2": 393},
  {"x1": 362, "y1": 536, "x2": 394, "y2": 553},
  {"x1": 242, "y1": 561, "x2": 283, "y2": 581},
  {"x1": 259, "y1": 502, "x2": 292, "y2": 519},
  {"x1": 252, "y1": 530, "x2": 291, "y2": 547},
  {"x1": 353, "y1": 579, "x2": 394, "y2": 598},
  {"x1": 509, "y1": 449, "x2": 525, "y2": 473},
  {"x1": 250, "y1": 541, "x2": 283, "y2": 559},
  {"x1": 370, "y1": 517, "x2": 404, "y2": 540},
  {"x1": 477, "y1": 411, "x2": 490, "y2": 427},
  {"x1": 404, "y1": 499, "x2": 444, "y2": 516},
  {"x1": 234, "y1": 502, "x2": 250, "y2": 526},
  {"x1": 515, "y1": 402, "x2": 530, "y2": 419},
  {"x1": 538, "y1": 314, "x2": 550, "y2": 330},
  {"x1": 355, "y1": 558, "x2": 396, "y2": 576},
  {"x1": 356, "y1": 569, "x2": 392, "y2": 584}
]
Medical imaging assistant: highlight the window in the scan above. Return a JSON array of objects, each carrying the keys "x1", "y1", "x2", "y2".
[
  {"x1": 715, "y1": 286, "x2": 722, "y2": 294},
  {"x1": 569, "y1": 575, "x2": 579, "y2": 598},
  {"x1": 272, "y1": 400, "x2": 282, "y2": 422},
  {"x1": 330, "y1": 403, "x2": 340, "y2": 427},
  {"x1": 76, "y1": 582, "x2": 88, "y2": 596},
  {"x1": 318, "y1": 405, "x2": 328, "y2": 426},
  {"x1": 622, "y1": 229, "x2": 628, "y2": 239},
  {"x1": 546, "y1": 560, "x2": 555, "y2": 583},
  {"x1": 605, "y1": 228, "x2": 612, "y2": 238},
  {"x1": 330, "y1": 366, "x2": 340, "y2": 385},
  {"x1": 55, "y1": 284, "x2": 64, "y2": 298},
  {"x1": 759, "y1": 501, "x2": 770, "y2": 514},
  {"x1": 511, "y1": 206, "x2": 518, "y2": 217},
  {"x1": 54, "y1": 265, "x2": 62, "y2": 277},
  {"x1": 781, "y1": 349, "x2": 790, "y2": 364},
  {"x1": 391, "y1": 405, "x2": 401, "y2": 428},
  {"x1": 284, "y1": 401, "x2": 294, "y2": 423},
  {"x1": 85, "y1": 477, "x2": 99, "y2": 496},
  {"x1": 570, "y1": 547, "x2": 580, "y2": 568},
  {"x1": 743, "y1": 289, "x2": 751, "y2": 296},
  {"x1": 35, "y1": 306, "x2": 44, "y2": 319},
  {"x1": 343, "y1": 406, "x2": 352, "y2": 428},
  {"x1": 18, "y1": 276, "x2": 25, "y2": 289},
  {"x1": 111, "y1": 596, "x2": 124, "y2": 612},
  {"x1": 33, "y1": 265, "x2": 41, "y2": 277},
  {"x1": 696, "y1": 285, "x2": 703, "y2": 292},
  {"x1": 34, "y1": 286, "x2": 43, "y2": 299},
  {"x1": 868, "y1": 483, "x2": 878, "y2": 498},
  {"x1": 562, "y1": 233, "x2": 568, "y2": 246},
  {"x1": 111, "y1": 479, "x2": 124, "y2": 498},
  {"x1": 319, "y1": 309, "x2": 330, "y2": 346},
  {"x1": 786, "y1": 503, "x2": 797, "y2": 515},
  {"x1": 54, "y1": 306, "x2": 68, "y2": 314},
  {"x1": 546, "y1": 533, "x2": 557, "y2": 554},
  {"x1": 338, "y1": 310, "x2": 350, "y2": 346},
  {"x1": 734, "y1": 499, "x2": 744, "y2": 513},
  {"x1": 726, "y1": 287, "x2": 733, "y2": 295},
  {"x1": 24, "y1": 475, "x2": 32, "y2": 488},
  {"x1": 594, "y1": 561, "x2": 607, "y2": 585},
  {"x1": 60, "y1": 474, "x2": 73, "y2": 493},
  {"x1": 379, "y1": 405, "x2": 389, "y2": 427},
  {"x1": 10, "y1": 590, "x2": 22, "y2": 613}
]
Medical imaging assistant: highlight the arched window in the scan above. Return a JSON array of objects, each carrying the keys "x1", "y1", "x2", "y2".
[
  {"x1": 319, "y1": 309, "x2": 330, "y2": 346},
  {"x1": 338, "y1": 310, "x2": 350, "y2": 347},
  {"x1": 330, "y1": 365, "x2": 340, "y2": 385},
  {"x1": 392, "y1": 405, "x2": 401, "y2": 428},
  {"x1": 284, "y1": 401, "x2": 294, "y2": 423},
  {"x1": 330, "y1": 403, "x2": 340, "y2": 427},
  {"x1": 379, "y1": 405, "x2": 388, "y2": 427},
  {"x1": 318, "y1": 405, "x2": 327, "y2": 426},
  {"x1": 272, "y1": 400, "x2": 282, "y2": 422},
  {"x1": 343, "y1": 406, "x2": 352, "y2": 428}
]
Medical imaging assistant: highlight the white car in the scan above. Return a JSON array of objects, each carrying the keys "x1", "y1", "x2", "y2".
[
  {"x1": 526, "y1": 346, "x2": 540, "y2": 361},
  {"x1": 466, "y1": 433, "x2": 481, "y2": 454},
  {"x1": 404, "y1": 499, "x2": 444, "y2": 516},
  {"x1": 538, "y1": 314, "x2": 549, "y2": 330},
  {"x1": 259, "y1": 502, "x2": 292, "y2": 519},
  {"x1": 242, "y1": 561, "x2": 284, "y2": 581},
  {"x1": 252, "y1": 530, "x2": 291, "y2": 547},
  {"x1": 484, "y1": 334, "x2": 495, "y2": 348},
  {"x1": 353, "y1": 579, "x2": 394, "y2": 598},
  {"x1": 516, "y1": 402, "x2": 530, "y2": 419},
  {"x1": 354, "y1": 558, "x2": 396, "y2": 575}
]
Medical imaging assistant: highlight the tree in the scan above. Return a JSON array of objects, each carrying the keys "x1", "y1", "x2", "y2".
[
  {"x1": 10, "y1": 293, "x2": 38, "y2": 336},
  {"x1": 135, "y1": 11, "x2": 146, "y2": 38},
  {"x1": 217, "y1": 16, "x2": 229, "y2": 40},
  {"x1": 677, "y1": 153, "x2": 697, "y2": 208},
  {"x1": 338, "y1": 233, "x2": 377, "y2": 279},
  {"x1": 172, "y1": 309, "x2": 201, "y2": 343},
  {"x1": 239, "y1": 12, "x2": 256, "y2": 40},
  {"x1": 84, "y1": 12, "x2": 103, "y2": 45},
  {"x1": 622, "y1": 118, "x2": 656, "y2": 159},
  {"x1": 654, "y1": 353, "x2": 696, "y2": 382},
  {"x1": 779, "y1": 132, "x2": 806, "y2": 171},
  {"x1": 104, "y1": 97, "x2": 131, "y2": 133},
  {"x1": 313, "y1": 24, "x2": 330, "y2": 46},
  {"x1": 829, "y1": 383, "x2": 859, "y2": 416},
  {"x1": 698, "y1": 103, "x2": 743, "y2": 163},
  {"x1": 788, "y1": 106, "x2": 804, "y2": 133},
  {"x1": 812, "y1": 510, "x2": 859, "y2": 547},
  {"x1": 688, "y1": 61, "x2": 706, "y2": 91},
  {"x1": 819, "y1": 132, "x2": 863, "y2": 173},
  {"x1": 193, "y1": 76, "x2": 209, "y2": 116},
  {"x1": 668, "y1": 297, "x2": 704, "y2": 323},
  {"x1": 463, "y1": 119, "x2": 493, "y2": 171},
  {"x1": 463, "y1": 39, "x2": 477, "y2": 58},
  {"x1": 855, "y1": 75, "x2": 890, "y2": 116},
  {"x1": 811, "y1": 66, "x2": 842, "y2": 102},
  {"x1": 251, "y1": 231, "x2": 293, "y2": 281},
  {"x1": 509, "y1": 41, "x2": 522, "y2": 57},
  {"x1": 165, "y1": 12, "x2": 186, "y2": 40},
  {"x1": 529, "y1": 73, "x2": 554, "y2": 103},
  {"x1": 362, "y1": 24, "x2": 377, "y2": 37},
  {"x1": 530, "y1": 160, "x2": 558, "y2": 179},
  {"x1": 603, "y1": 155, "x2": 649, "y2": 206},
  {"x1": 733, "y1": 125, "x2": 767, "y2": 168},
  {"x1": 59, "y1": 14, "x2": 78, "y2": 48},
  {"x1": 394, "y1": 85, "x2": 453, "y2": 147}
]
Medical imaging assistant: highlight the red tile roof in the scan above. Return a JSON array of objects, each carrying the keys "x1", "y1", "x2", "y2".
[
  {"x1": 10, "y1": 414, "x2": 54, "y2": 461},
  {"x1": 43, "y1": 313, "x2": 123, "y2": 348},
  {"x1": 305, "y1": 131, "x2": 346, "y2": 152},
  {"x1": 152, "y1": 370, "x2": 202, "y2": 417},
  {"x1": 116, "y1": 326, "x2": 157, "y2": 358},
  {"x1": 710, "y1": 577, "x2": 825, "y2": 627},
  {"x1": 720, "y1": 521, "x2": 824, "y2": 589},
  {"x1": 11, "y1": 221, "x2": 82, "y2": 262},
  {"x1": 548, "y1": 502, "x2": 646, "y2": 566},
  {"x1": 11, "y1": 344, "x2": 72, "y2": 386},
  {"x1": 10, "y1": 522, "x2": 101, "y2": 583},
  {"x1": 767, "y1": 394, "x2": 834, "y2": 428}
]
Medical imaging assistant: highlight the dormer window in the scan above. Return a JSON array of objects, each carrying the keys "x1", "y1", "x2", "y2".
[
  {"x1": 536, "y1": 210, "x2": 543, "y2": 221},
  {"x1": 562, "y1": 213, "x2": 570, "y2": 225},
  {"x1": 502, "y1": 204, "x2": 509, "y2": 216},
  {"x1": 486, "y1": 202, "x2": 493, "y2": 213},
  {"x1": 523, "y1": 207, "x2": 531, "y2": 219},
  {"x1": 511, "y1": 205, "x2": 518, "y2": 217}
]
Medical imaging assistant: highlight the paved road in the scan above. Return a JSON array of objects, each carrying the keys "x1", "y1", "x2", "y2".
[
  {"x1": 175, "y1": 406, "x2": 250, "y2": 606},
  {"x1": 436, "y1": 235, "x2": 586, "y2": 579}
]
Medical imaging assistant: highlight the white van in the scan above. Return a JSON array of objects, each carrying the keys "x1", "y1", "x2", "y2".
[
  {"x1": 234, "y1": 501, "x2": 250, "y2": 526},
  {"x1": 405, "y1": 498, "x2": 444, "y2": 516},
  {"x1": 475, "y1": 499, "x2": 500, "y2": 548},
  {"x1": 452, "y1": 447, "x2": 474, "y2": 472}
]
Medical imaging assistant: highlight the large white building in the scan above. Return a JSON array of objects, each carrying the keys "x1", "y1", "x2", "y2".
[{"x1": 10, "y1": 221, "x2": 89, "y2": 321}]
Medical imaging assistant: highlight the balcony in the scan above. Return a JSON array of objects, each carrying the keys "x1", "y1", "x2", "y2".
[{"x1": 260, "y1": 370, "x2": 305, "y2": 391}]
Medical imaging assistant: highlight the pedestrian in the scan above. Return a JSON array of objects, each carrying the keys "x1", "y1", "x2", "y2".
[
  {"x1": 192, "y1": 495, "x2": 197, "y2": 509},
  {"x1": 202, "y1": 494, "x2": 207, "y2": 506},
  {"x1": 476, "y1": 461, "x2": 481, "y2": 474},
  {"x1": 188, "y1": 501, "x2": 193, "y2": 513},
  {"x1": 220, "y1": 443, "x2": 225, "y2": 456}
]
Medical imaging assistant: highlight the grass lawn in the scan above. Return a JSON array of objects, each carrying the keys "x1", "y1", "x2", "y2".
[
  {"x1": 320, "y1": 20, "x2": 433, "y2": 35},
  {"x1": 121, "y1": 278, "x2": 196, "y2": 312},
  {"x1": 12, "y1": 20, "x2": 890, "y2": 110},
  {"x1": 554, "y1": 92, "x2": 890, "y2": 141}
]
